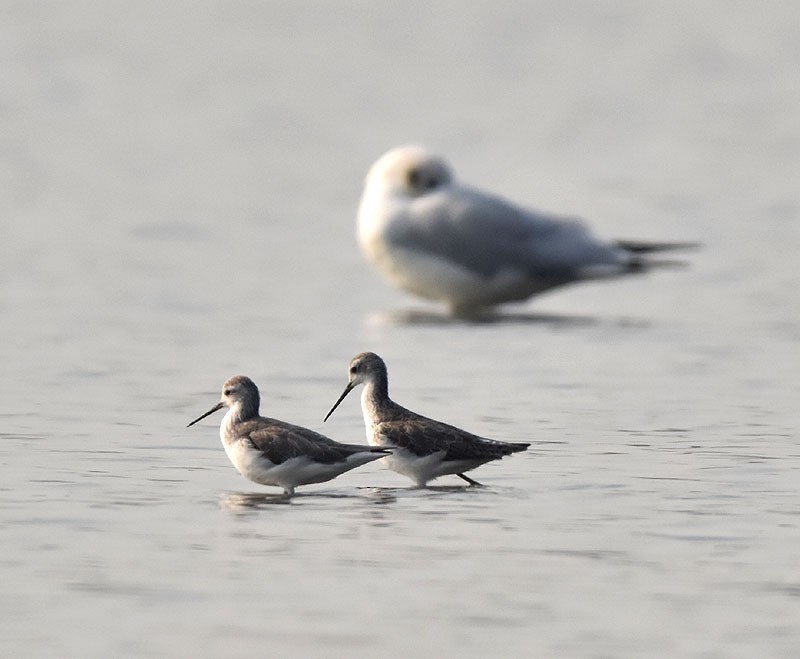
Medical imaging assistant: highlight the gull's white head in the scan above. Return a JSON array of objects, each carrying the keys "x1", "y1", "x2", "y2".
[{"x1": 364, "y1": 145, "x2": 454, "y2": 199}]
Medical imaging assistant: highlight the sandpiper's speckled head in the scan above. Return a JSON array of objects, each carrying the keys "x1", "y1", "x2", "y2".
[
  {"x1": 324, "y1": 352, "x2": 389, "y2": 422},
  {"x1": 219, "y1": 375, "x2": 259, "y2": 409},
  {"x1": 187, "y1": 375, "x2": 260, "y2": 427},
  {"x1": 365, "y1": 145, "x2": 453, "y2": 199},
  {"x1": 345, "y1": 352, "x2": 387, "y2": 387}
]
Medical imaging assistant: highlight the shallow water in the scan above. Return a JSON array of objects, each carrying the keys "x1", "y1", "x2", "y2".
[{"x1": 2, "y1": 2, "x2": 799, "y2": 657}]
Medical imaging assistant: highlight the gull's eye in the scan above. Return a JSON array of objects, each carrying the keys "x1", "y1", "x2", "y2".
[
  {"x1": 424, "y1": 176, "x2": 439, "y2": 190},
  {"x1": 408, "y1": 166, "x2": 441, "y2": 192}
]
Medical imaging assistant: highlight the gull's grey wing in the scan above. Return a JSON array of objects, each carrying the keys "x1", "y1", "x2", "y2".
[
  {"x1": 387, "y1": 185, "x2": 624, "y2": 278},
  {"x1": 241, "y1": 418, "x2": 385, "y2": 465}
]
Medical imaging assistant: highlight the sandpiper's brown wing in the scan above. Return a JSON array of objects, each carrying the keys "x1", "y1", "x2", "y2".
[
  {"x1": 374, "y1": 412, "x2": 528, "y2": 461},
  {"x1": 240, "y1": 417, "x2": 388, "y2": 465}
]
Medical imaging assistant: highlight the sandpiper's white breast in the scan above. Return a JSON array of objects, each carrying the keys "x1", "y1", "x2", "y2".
[
  {"x1": 359, "y1": 386, "x2": 383, "y2": 445},
  {"x1": 219, "y1": 410, "x2": 268, "y2": 481}
]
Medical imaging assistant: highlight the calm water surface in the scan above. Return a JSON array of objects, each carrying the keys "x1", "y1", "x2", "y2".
[{"x1": 2, "y1": 2, "x2": 798, "y2": 657}]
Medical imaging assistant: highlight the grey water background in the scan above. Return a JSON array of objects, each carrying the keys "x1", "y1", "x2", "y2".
[{"x1": 2, "y1": 2, "x2": 798, "y2": 657}]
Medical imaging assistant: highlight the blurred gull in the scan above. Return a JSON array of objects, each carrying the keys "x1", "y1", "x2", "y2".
[
  {"x1": 187, "y1": 375, "x2": 389, "y2": 496},
  {"x1": 358, "y1": 145, "x2": 697, "y2": 317}
]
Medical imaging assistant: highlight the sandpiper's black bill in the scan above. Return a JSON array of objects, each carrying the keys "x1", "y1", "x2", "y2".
[
  {"x1": 187, "y1": 401, "x2": 224, "y2": 427},
  {"x1": 324, "y1": 382, "x2": 355, "y2": 422}
]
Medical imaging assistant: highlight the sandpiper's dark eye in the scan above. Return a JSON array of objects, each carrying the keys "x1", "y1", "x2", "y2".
[
  {"x1": 349, "y1": 365, "x2": 358, "y2": 375},
  {"x1": 224, "y1": 389, "x2": 232, "y2": 396}
]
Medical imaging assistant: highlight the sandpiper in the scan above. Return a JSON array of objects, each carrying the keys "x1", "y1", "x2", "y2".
[
  {"x1": 324, "y1": 352, "x2": 530, "y2": 486},
  {"x1": 358, "y1": 145, "x2": 697, "y2": 316},
  {"x1": 188, "y1": 375, "x2": 390, "y2": 496}
]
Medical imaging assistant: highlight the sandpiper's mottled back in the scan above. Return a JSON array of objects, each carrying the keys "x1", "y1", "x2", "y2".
[
  {"x1": 188, "y1": 375, "x2": 389, "y2": 496},
  {"x1": 324, "y1": 353, "x2": 529, "y2": 486}
]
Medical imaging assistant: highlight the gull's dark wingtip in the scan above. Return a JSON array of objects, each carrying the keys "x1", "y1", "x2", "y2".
[{"x1": 616, "y1": 239, "x2": 702, "y2": 254}]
